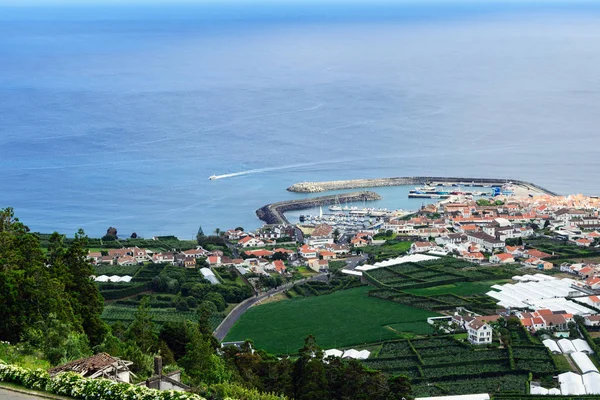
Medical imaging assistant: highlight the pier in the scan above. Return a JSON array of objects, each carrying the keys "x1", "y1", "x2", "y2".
[
  {"x1": 255, "y1": 191, "x2": 382, "y2": 225},
  {"x1": 287, "y1": 176, "x2": 558, "y2": 196}
]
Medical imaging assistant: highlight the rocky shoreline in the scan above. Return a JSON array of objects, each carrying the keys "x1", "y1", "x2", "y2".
[
  {"x1": 256, "y1": 191, "x2": 382, "y2": 225},
  {"x1": 287, "y1": 176, "x2": 558, "y2": 196}
]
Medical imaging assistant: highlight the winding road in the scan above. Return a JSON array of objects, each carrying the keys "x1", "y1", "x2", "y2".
[{"x1": 214, "y1": 273, "x2": 329, "y2": 341}]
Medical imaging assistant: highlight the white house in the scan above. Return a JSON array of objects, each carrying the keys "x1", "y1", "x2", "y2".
[
  {"x1": 410, "y1": 241, "x2": 436, "y2": 254},
  {"x1": 238, "y1": 237, "x2": 265, "y2": 248},
  {"x1": 466, "y1": 232, "x2": 505, "y2": 252},
  {"x1": 467, "y1": 320, "x2": 493, "y2": 345}
]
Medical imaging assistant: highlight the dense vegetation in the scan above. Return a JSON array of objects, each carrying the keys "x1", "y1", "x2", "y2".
[{"x1": 0, "y1": 209, "x2": 414, "y2": 399}]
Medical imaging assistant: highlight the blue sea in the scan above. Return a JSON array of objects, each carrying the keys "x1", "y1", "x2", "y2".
[{"x1": 2, "y1": 1, "x2": 600, "y2": 238}]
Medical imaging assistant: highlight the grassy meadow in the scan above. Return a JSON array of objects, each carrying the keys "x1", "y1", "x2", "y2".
[{"x1": 225, "y1": 286, "x2": 439, "y2": 354}]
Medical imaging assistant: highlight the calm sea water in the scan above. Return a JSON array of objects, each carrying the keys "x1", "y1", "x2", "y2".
[{"x1": 2, "y1": 1, "x2": 600, "y2": 238}]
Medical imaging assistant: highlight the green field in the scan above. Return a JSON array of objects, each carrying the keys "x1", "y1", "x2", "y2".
[
  {"x1": 404, "y1": 280, "x2": 509, "y2": 296},
  {"x1": 225, "y1": 286, "x2": 439, "y2": 354}
]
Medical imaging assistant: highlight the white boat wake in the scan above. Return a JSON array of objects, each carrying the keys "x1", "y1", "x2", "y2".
[{"x1": 209, "y1": 162, "x2": 321, "y2": 180}]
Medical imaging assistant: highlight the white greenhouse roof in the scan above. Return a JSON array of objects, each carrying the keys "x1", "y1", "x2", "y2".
[
  {"x1": 558, "y1": 339, "x2": 577, "y2": 354},
  {"x1": 572, "y1": 338, "x2": 594, "y2": 354},
  {"x1": 529, "y1": 386, "x2": 548, "y2": 395},
  {"x1": 542, "y1": 339, "x2": 561, "y2": 354},
  {"x1": 559, "y1": 372, "x2": 586, "y2": 395},
  {"x1": 356, "y1": 254, "x2": 438, "y2": 272},
  {"x1": 571, "y1": 352, "x2": 599, "y2": 374},
  {"x1": 95, "y1": 275, "x2": 109, "y2": 282},
  {"x1": 323, "y1": 349, "x2": 343, "y2": 358},
  {"x1": 200, "y1": 267, "x2": 215, "y2": 277},
  {"x1": 486, "y1": 278, "x2": 590, "y2": 313},
  {"x1": 583, "y1": 372, "x2": 600, "y2": 394}
]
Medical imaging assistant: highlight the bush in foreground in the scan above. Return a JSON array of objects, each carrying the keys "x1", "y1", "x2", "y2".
[{"x1": 0, "y1": 360, "x2": 205, "y2": 400}]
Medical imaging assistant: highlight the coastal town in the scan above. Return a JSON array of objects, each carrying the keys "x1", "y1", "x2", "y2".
[
  {"x1": 74, "y1": 178, "x2": 600, "y2": 398},
  {"x1": 9, "y1": 179, "x2": 600, "y2": 400}
]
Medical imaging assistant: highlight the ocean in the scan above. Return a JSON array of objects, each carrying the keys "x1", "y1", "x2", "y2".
[{"x1": 2, "y1": 1, "x2": 600, "y2": 238}]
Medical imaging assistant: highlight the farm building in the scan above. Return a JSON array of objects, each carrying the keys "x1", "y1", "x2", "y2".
[
  {"x1": 323, "y1": 349, "x2": 343, "y2": 358},
  {"x1": 582, "y1": 372, "x2": 600, "y2": 395},
  {"x1": 571, "y1": 352, "x2": 598, "y2": 374},
  {"x1": 542, "y1": 339, "x2": 561, "y2": 354},
  {"x1": 558, "y1": 372, "x2": 586, "y2": 395},
  {"x1": 558, "y1": 339, "x2": 577, "y2": 354},
  {"x1": 572, "y1": 338, "x2": 594, "y2": 354},
  {"x1": 486, "y1": 277, "x2": 589, "y2": 312},
  {"x1": 354, "y1": 254, "x2": 438, "y2": 274},
  {"x1": 200, "y1": 267, "x2": 220, "y2": 285}
]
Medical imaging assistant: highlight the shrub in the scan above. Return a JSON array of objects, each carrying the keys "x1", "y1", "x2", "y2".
[{"x1": 0, "y1": 360, "x2": 206, "y2": 400}]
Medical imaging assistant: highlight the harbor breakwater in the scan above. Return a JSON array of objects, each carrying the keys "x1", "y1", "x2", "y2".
[
  {"x1": 256, "y1": 191, "x2": 382, "y2": 225},
  {"x1": 287, "y1": 176, "x2": 558, "y2": 196}
]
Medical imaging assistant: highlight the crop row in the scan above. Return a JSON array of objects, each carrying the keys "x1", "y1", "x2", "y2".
[
  {"x1": 421, "y1": 360, "x2": 512, "y2": 378},
  {"x1": 362, "y1": 356, "x2": 420, "y2": 370},
  {"x1": 511, "y1": 346, "x2": 552, "y2": 360},
  {"x1": 413, "y1": 373, "x2": 529, "y2": 397},
  {"x1": 514, "y1": 359, "x2": 556, "y2": 373},
  {"x1": 421, "y1": 349, "x2": 507, "y2": 364}
]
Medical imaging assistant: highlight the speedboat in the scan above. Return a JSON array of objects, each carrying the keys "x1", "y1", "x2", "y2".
[{"x1": 209, "y1": 175, "x2": 217, "y2": 180}]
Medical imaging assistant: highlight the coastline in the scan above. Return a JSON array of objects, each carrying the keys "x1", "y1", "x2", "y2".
[
  {"x1": 256, "y1": 191, "x2": 382, "y2": 225},
  {"x1": 287, "y1": 176, "x2": 558, "y2": 197}
]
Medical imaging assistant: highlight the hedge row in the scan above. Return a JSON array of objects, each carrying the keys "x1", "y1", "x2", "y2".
[{"x1": 100, "y1": 282, "x2": 151, "y2": 300}]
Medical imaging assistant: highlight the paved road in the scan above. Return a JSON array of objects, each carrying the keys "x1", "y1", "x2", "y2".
[
  {"x1": 214, "y1": 273, "x2": 328, "y2": 341},
  {"x1": 0, "y1": 388, "x2": 47, "y2": 399}
]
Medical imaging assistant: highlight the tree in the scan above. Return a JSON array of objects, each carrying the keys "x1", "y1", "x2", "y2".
[
  {"x1": 60, "y1": 229, "x2": 107, "y2": 345},
  {"x1": 131, "y1": 232, "x2": 138, "y2": 239},
  {"x1": 198, "y1": 301, "x2": 218, "y2": 335},
  {"x1": 0, "y1": 208, "x2": 78, "y2": 343},
  {"x1": 333, "y1": 229, "x2": 340, "y2": 242},
  {"x1": 388, "y1": 375, "x2": 412, "y2": 400},
  {"x1": 126, "y1": 297, "x2": 157, "y2": 352},
  {"x1": 293, "y1": 335, "x2": 328, "y2": 400},
  {"x1": 159, "y1": 322, "x2": 191, "y2": 361},
  {"x1": 205, "y1": 292, "x2": 227, "y2": 312},
  {"x1": 179, "y1": 323, "x2": 230, "y2": 385},
  {"x1": 235, "y1": 227, "x2": 244, "y2": 232}
]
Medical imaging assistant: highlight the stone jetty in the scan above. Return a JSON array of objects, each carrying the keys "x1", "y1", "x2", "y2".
[
  {"x1": 287, "y1": 176, "x2": 558, "y2": 196},
  {"x1": 256, "y1": 191, "x2": 382, "y2": 225}
]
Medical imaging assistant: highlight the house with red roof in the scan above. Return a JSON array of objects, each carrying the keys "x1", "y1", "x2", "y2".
[
  {"x1": 410, "y1": 241, "x2": 436, "y2": 254},
  {"x1": 238, "y1": 236, "x2": 265, "y2": 248},
  {"x1": 575, "y1": 238, "x2": 593, "y2": 247},
  {"x1": 577, "y1": 266, "x2": 595, "y2": 279},
  {"x1": 299, "y1": 245, "x2": 318, "y2": 259},
  {"x1": 462, "y1": 251, "x2": 485, "y2": 264},
  {"x1": 584, "y1": 277, "x2": 600, "y2": 290},
  {"x1": 522, "y1": 249, "x2": 552, "y2": 259},
  {"x1": 319, "y1": 250, "x2": 336, "y2": 260},
  {"x1": 273, "y1": 260, "x2": 287, "y2": 274},
  {"x1": 207, "y1": 255, "x2": 221, "y2": 266},
  {"x1": 489, "y1": 253, "x2": 515, "y2": 264},
  {"x1": 244, "y1": 249, "x2": 275, "y2": 258},
  {"x1": 350, "y1": 237, "x2": 369, "y2": 248}
]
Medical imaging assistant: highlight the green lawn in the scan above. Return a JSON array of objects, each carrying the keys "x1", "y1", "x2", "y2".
[
  {"x1": 225, "y1": 286, "x2": 439, "y2": 354},
  {"x1": 404, "y1": 280, "x2": 509, "y2": 296}
]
